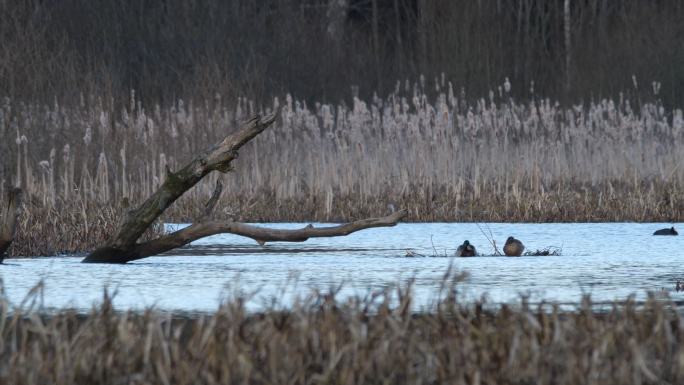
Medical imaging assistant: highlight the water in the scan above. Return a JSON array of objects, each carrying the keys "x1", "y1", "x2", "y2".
[{"x1": 1, "y1": 222, "x2": 683, "y2": 312}]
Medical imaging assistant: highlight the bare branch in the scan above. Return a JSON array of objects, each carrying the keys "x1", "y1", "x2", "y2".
[
  {"x1": 84, "y1": 114, "x2": 277, "y2": 263},
  {"x1": 123, "y1": 209, "x2": 407, "y2": 263},
  {"x1": 202, "y1": 180, "x2": 224, "y2": 220},
  {"x1": 83, "y1": 112, "x2": 408, "y2": 264}
]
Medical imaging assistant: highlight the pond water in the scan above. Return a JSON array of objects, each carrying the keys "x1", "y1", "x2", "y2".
[{"x1": 1, "y1": 222, "x2": 683, "y2": 312}]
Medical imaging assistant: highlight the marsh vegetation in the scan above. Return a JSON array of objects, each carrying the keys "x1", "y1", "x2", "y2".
[
  {"x1": 1, "y1": 278, "x2": 683, "y2": 385},
  {"x1": 1, "y1": 1, "x2": 683, "y2": 381},
  {"x1": 2, "y1": 90, "x2": 683, "y2": 256},
  {"x1": 2, "y1": 2, "x2": 684, "y2": 257}
]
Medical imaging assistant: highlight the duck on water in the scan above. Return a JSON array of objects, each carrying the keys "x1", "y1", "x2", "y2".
[
  {"x1": 456, "y1": 240, "x2": 477, "y2": 257},
  {"x1": 503, "y1": 236, "x2": 525, "y2": 256},
  {"x1": 653, "y1": 226, "x2": 678, "y2": 235}
]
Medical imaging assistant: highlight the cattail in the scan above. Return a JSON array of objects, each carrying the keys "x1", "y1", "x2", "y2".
[
  {"x1": 62, "y1": 144, "x2": 71, "y2": 199},
  {"x1": 99, "y1": 110, "x2": 109, "y2": 138},
  {"x1": 38, "y1": 160, "x2": 50, "y2": 205},
  {"x1": 83, "y1": 125, "x2": 92, "y2": 146},
  {"x1": 120, "y1": 144, "x2": 127, "y2": 199},
  {"x1": 2, "y1": 86, "x2": 684, "y2": 225},
  {"x1": 15, "y1": 130, "x2": 21, "y2": 188},
  {"x1": 97, "y1": 152, "x2": 109, "y2": 202},
  {"x1": 49, "y1": 148, "x2": 56, "y2": 206},
  {"x1": 21, "y1": 135, "x2": 31, "y2": 193}
]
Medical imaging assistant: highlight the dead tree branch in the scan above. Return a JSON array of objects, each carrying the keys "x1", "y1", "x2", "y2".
[
  {"x1": 108, "y1": 210, "x2": 407, "y2": 264},
  {"x1": 84, "y1": 114, "x2": 276, "y2": 263},
  {"x1": 83, "y1": 114, "x2": 408, "y2": 263},
  {"x1": 202, "y1": 180, "x2": 223, "y2": 219}
]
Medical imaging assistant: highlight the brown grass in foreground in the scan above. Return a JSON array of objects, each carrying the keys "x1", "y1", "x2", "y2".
[{"x1": 1, "y1": 280, "x2": 683, "y2": 385}]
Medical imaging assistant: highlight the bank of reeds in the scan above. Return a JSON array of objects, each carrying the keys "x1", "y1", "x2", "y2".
[
  {"x1": 9, "y1": 199, "x2": 164, "y2": 257},
  {"x1": 1, "y1": 279, "x2": 683, "y2": 384},
  {"x1": 10, "y1": 200, "x2": 119, "y2": 257},
  {"x1": 1, "y1": 86, "x2": 684, "y2": 255}
]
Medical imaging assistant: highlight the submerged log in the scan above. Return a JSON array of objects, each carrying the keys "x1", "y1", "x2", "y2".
[
  {"x1": 84, "y1": 114, "x2": 407, "y2": 263},
  {"x1": 0, "y1": 188, "x2": 23, "y2": 262}
]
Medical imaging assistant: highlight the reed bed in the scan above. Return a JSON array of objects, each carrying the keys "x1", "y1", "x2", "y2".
[
  {"x1": 1, "y1": 84, "x2": 684, "y2": 255},
  {"x1": 1, "y1": 278, "x2": 684, "y2": 385},
  {"x1": 9, "y1": 199, "x2": 163, "y2": 257}
]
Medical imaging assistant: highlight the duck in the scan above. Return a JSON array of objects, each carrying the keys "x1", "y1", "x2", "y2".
[
  {"x1": 455, "y1": 240, "x2": 477, "y2": 257},
  {"x1": 503, "y1": 236, "x2": 525, "y2": 256},
  {"x1": 653, "y1": 226, "x2": 678, "y2": 236},
  {"x1": 676, "y1": 280, "x2": 683, "y2": 292}
]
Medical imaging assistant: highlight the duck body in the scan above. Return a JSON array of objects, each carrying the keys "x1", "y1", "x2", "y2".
[
  {"x1": 653, "y1": 226, "x2": 678, "y2": 235},
  {"x1": 456, "y1": 240, "x2": 477, "y2": 257},
  {"x1": 503, "y1": 236, "x2": 524, "y2": 256}
]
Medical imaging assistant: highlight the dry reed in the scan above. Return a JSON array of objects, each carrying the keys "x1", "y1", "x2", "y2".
[
  {"x1": 1, "y1": 277, "x2": 683, "y2": 384},
  {"x1": 1, "y1": 84, "x2": 684, "y2": 256}
]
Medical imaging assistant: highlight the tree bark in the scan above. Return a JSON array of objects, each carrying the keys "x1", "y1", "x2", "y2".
[
  {"x1": 92, "y1": 210, "x2": 407, "y2": 264},
  {"x1": 84, "y1": 114, "x2": 407, "y2": 263},
  {"x1": 0, "y1": 188, "x2": 22, "y2": 262}
]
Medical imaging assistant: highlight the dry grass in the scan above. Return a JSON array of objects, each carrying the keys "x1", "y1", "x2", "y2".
[
  {"x1": 1, "y1": 278, "x2": 684, "y2": 384},
  {"x1": 10, "y1": 200, "x2": 119, "y2": 257},
  {"x1": 1, "y1": 88, "x2": 684, "y2": 255},
  {"x1": 9, "y1": 198, "x2": 163, "y2": 257}
]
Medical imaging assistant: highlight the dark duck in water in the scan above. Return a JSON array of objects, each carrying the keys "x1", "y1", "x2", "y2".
[
  {"x1": 653, "y1": 226, "x2": 678, "y2": 235},
  {"x1": 456, "y1": 240, "x2": 477, "y2": 257}
]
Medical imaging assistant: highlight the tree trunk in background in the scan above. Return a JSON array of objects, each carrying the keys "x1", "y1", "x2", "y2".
[
  {"x1": 4, "y1": 0, "x2": 684, "y2": 105},
  {"x1": 564, "y1": 0, "x2": 572, "y2": 93},
  {"x1": 416, "y1": 0, "x2": 428, "y2": 76},
  {"x1": 0, "y1": 188, "x2": 22, "y2": 262},
  {"x1": 326, "y1": 0, "x2": 347, "y2": 42},
  {"x1": 371, "y1": 0, "x2": 382, "y2": 94},
  {"x1": 393, "y1": 0, "x2": 403, "y2": 76}
]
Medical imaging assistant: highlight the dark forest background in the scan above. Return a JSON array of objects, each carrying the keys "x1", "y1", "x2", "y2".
[{"x1": 2, "y1": 0, "x2": 683, "y2": 105}]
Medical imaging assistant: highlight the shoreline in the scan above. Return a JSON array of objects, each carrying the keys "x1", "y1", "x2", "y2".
[{"x1": 8, "y1": 184, "x2": 684, "y2": 257}]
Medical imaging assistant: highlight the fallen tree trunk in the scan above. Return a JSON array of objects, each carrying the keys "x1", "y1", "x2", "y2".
[
  {"x1": 0, "y1": 188, "x2": 23, "y2": 262},
  {"x1": 84, "y1": 114, "x2": 407, "y2": 263},
  {"x1": 93, "y1": 210, "x2": 407, "y2": 263}
]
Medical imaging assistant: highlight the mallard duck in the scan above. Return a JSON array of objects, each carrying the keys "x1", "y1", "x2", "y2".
[
  {"x1": 653, "y1": 226, "x2": 678, "y2": 235},
  {"x1": 455, "y1": 240, "x2": 477, "y2": 257},
  {"x1": 503, "y1": 236, "x2": 525, "y2": 256}
]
